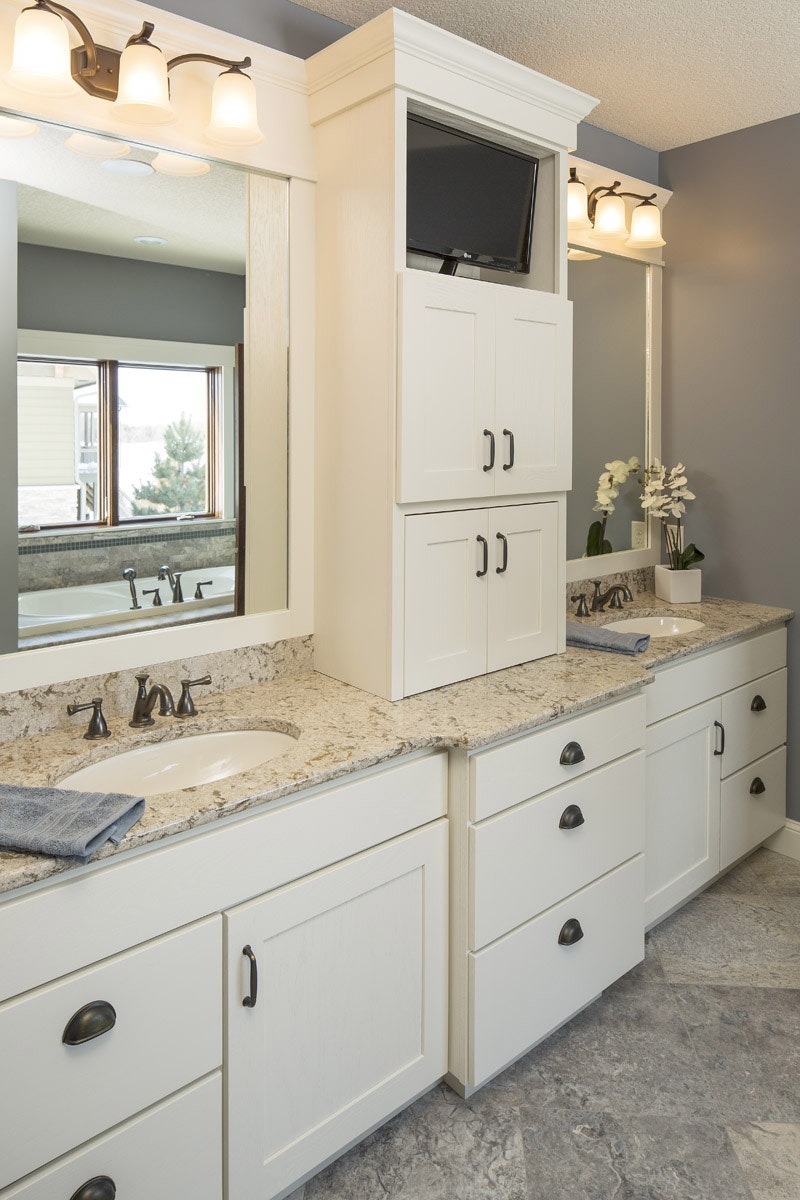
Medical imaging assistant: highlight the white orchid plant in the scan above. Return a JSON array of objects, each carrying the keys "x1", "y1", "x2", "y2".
[
  {"x1": 640, "y1": 460, "x2": 704, "y2": 571},
  {"x1": 586, "y1": 456, "x2": 641, "y2": 556}
]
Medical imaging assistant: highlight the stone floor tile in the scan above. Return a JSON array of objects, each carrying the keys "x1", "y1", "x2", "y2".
[
  {"x1": 675, "y1": 985, "x2": 800, "y2": 1122},
  {"x1": 747, "y1": 848, "x2": 800, "y2": 895},
  {"x1": 520, "y1": 1116, "x2": 752, "y2": 1200},
  {"x1": 649, "y1": 890, "x2": 800, "y2": 987},
  {"x1": 726, "y1": 1122, "x2": 800, "y2": 1200},
  {"x1": 707, "y1": 857, "x2": 764, "y2": 896}
]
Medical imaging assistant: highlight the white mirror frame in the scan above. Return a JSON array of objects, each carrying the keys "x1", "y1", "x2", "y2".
[
  {"x1": 565, "y1": 156, "x2": 670, "y2": 584},
  {"x1": 0, "y1": 0, "x2": 315, "y2": 691}
]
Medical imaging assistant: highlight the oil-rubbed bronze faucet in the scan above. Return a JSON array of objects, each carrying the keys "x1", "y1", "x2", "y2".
[
  {"x1": 67, "y1": 697, "x2": 111, "y2": 740},
  {"x1": 590, "y1": 582, "x2": 634, "y2": 612},
  {"x1": 129, "y1": 673, "x2": 175, "y2": 728}
]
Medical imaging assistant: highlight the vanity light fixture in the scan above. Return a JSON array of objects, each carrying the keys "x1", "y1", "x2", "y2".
[
  {"x1": 5, "y1": 1, "x2": 264, "y2": 145},
  {"x1": 568, "y1": 167, "x2": 666, "y2": 248}
]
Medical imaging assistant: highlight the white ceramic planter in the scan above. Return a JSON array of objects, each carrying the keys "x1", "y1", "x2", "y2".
[{"x1": 655, "y1": 564, "x2": 702, "y2": 604}]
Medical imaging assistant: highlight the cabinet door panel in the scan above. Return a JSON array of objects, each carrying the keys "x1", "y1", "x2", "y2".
[
  {"x1": 494, "y1": 290, "x2": 571, "y2": 494},
  {"x1": 398, "y1": 272, "x2": 494, "y2": 502},
  {"x1": 487, "y1": 502, "x2": 559, "y2": 671},
  {"x1": 404, "y1": 510, "x2": 488, "y2": 695},
  {"x1": 720, "y1": 746, "x2": 786, "y2": 870},
  {"x1": 645, "y1": 700, "x2": 721, "y2": 926},
  {"x1": 225, "y1": 822, "x2": 448, "y2": 1200},
  {"x1": 719, "y1": 668, "x2": 787, "y2": 778}
]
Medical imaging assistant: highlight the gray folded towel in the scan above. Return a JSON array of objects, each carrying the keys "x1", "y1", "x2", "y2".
[
  {"x1": 566, "y1": 620, "x2": 650, "y2": 656},
  {"x1": 0, "y1": 784, "x2": 145, "y2": 863}
]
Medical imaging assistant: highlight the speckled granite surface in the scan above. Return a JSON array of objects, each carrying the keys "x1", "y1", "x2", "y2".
[{"x1": 0, "y1": 594, "x2": 790, "y2": 896}]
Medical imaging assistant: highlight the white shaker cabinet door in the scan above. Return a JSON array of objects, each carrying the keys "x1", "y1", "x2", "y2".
[
  {"x1": 225, "y1": 822, "x2": 448, "y2": 1200},
  {"x1": 487, "y1": 502, "x2": 559, "y2": 672},
  {"x1": 494, "y1": 289, "x2": 572, "y2": 495},
  {"x1": 398, "y1": 271, "x2": 495, "y2": 503}
]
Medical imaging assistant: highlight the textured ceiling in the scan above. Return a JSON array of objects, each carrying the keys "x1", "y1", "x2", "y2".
[{"x1": 295, "y1": 0, "x2": 800, "y2": 150}]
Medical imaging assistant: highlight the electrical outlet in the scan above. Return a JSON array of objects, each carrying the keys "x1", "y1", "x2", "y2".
[{"x1": 631, "y1": 521, "x2": 646, "y2": 550}]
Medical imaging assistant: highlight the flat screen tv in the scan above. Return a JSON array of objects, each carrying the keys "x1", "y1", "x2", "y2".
[{"x1": 406, "y1": 114, "x2": 538, "y2": 275}]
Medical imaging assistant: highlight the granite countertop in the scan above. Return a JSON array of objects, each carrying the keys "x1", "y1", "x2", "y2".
[{"x1": 0, "y1": 592, "x2": 791, "y2": 896}]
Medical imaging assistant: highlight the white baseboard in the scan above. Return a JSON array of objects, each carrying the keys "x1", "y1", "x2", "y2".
[{"x1": 765, "y1": 819, "x2": 800, "y2": 863}]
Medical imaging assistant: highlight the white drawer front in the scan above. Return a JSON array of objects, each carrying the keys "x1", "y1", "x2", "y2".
[
  {"x1": 0, "y1": 918, "x2": 221, "y2": 1189},
  {"x1": 719, "y1": 669, "x2": 787, "y2": 778},
  {"x1": 469, "y1": 856, "x2": 644, "y2": 1088},
  {"x1": 2, "y1": 1074, "x2": 221, "y2": 1200},
  {"x1": 720, "y1": 746, "x2": 787, "y2": 871},
  {"x1": 470, "y1": 752, "x2": 645, "y2": 949},
  {"x1": 469, "y1": 694, "x2": 646, "y2": 821}
]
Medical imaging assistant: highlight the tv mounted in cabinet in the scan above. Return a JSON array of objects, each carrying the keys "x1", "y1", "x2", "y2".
[{"x1": 406, "y1": 113, "x2": 539, "y2": 276}]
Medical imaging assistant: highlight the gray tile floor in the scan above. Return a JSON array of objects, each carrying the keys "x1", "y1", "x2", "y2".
[{"x1": 290, "y1": 848, "x2": 800, "y2": 1199}]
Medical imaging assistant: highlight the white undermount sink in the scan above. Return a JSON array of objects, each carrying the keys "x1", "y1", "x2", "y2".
[
  {"x1": 602, "y1": 615, "x2": 705, "y2": 638},
  {"x1": 58, "y1": 729, "x2": 298, "y2": 798}
]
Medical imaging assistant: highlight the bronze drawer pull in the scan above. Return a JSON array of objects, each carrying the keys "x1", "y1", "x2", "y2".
[
  {"x1": 558, "y1": 918, "x2": 584, "y2": 946},
  {"x1": 560, "y1": 741, "x2": 585, "y2": 766},
  {"x1": 751, "y1": 694, "x2": 767, "y2": 712},
  {"x1": 242, "y1": 944, "x2": 258, "y2": 1008},
  {"x1": 62, "y1": 1000, "x2": 116, "y2": 1046},
  {"x1": 69, "y1": 1177, "x2": 116, "y2": 1200},
  {"x1": 559, "y1": 804, "x2": 585, "y2": 830},
  {"x1": 750, "y1": 777, "x2": 766, "y2": 795}
]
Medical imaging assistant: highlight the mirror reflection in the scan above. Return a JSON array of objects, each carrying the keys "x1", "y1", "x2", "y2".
[{"x1": 567, "y1": 251, "x2": 648, "y2": 561}]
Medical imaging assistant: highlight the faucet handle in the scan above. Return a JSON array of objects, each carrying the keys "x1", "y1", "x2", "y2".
[
  {"x1": 67, "y1": 698, "x2": 111, "y2": 741},
  {"x1": 570, "y1": 593, "x2": 590, "y2": 618},
  {"x1": 194, "y1": 580, "x2": 213, "y2": 600},
  {"x1": 176, "y1": 675, "x2": 212, "y2": 718},
  {"x1": 608, "y1": 589, "x2": 625, "y2": 609},
  {"x1": 142, "y1": 588, "x2": 162, "y2": 607}
]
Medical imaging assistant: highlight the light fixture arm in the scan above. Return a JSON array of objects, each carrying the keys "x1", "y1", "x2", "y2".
[
  {"x1": 167, "y1": 52, "x2": 252, "y2": 74},
  {"x1": 35, "y1": 0, "x2": 99, "y2": 77},
  {"x1": 586, "y1": 179, "x2": 658, "y2": 223}
]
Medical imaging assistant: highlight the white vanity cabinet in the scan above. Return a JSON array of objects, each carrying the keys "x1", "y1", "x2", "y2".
[
  {"x1": 398, "y1": 272, "x2": 572, "y2": 503},
  {"x1": 404, "y1": 502, "x2": 559, "y2": 694},
  {"x1": 644, "y1": 627, "x2": 788, "y2": 926},
  {"x1": 448, "y1": 692, "x2": 647, "y2": 1094}
]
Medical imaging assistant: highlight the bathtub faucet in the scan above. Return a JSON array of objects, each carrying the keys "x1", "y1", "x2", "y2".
[
  {"x1": 122, "y1": 566, "x2": 141, "y2": 610},
  {"x1": 158, "y1": 565, "x2": 184, "y2": 603}
]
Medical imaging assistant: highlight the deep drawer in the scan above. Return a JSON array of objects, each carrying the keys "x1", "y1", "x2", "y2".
[
  {"x1": 719, "y1": 669, "x2": 787, "y2": 778},
  {"x1": 470, "y1": 751, "x2": 645, "y2": 949},
  {"x1": 0, "y1": 918, "x2": 221, "y2": 1189},
  {"x1": 469, "y1": 693, "x2": 646, "y2": 821},
  {"x1": 720, "y1": 746, "x2": 787, "y2": 871},
  {"x1": 2, "y1": 1074, "x2": 221, "y2": 1200},
  {"x1": 469, "y1": 856, "x2": 644, "y2": 1088}
]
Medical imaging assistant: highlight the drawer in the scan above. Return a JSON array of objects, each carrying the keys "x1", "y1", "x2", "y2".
[
  {"x1": 0, "y1": 918, "x2": 221, "y2": 1189},
  {"x1": 719, "y1": 669, "x2": 787, "y2": 778},
  {"x1": 469, "y1": 856, "x2": 644, "y2": 1088},
  {"x1": 470, "y1": 751, "x2": 645, "y2": 949},
  {"x1": 2, "y1": 1074, "x2": 221, "y2": 1200},
  {"x1": 720, "y1": 746, "x2": 786, "y2": 871},
  {"x1": 469, "y1": 693, "x2": 646, "y2": 821}
]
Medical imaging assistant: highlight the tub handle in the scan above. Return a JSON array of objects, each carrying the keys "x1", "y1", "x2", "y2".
[{"x1": 194, "y1": 580, "x2": 214, "y2": 600}]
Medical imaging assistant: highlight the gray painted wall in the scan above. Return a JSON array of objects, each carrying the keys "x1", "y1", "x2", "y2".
[
  {"x1": 660, "y1": 113, "x2": 800, "y2": 819},
  {"x1": 575, "y1": 123, "x2": 659, "y2": 185},
  {"x1": 19, "y1": 245, "x2": 245, "y2": 345},
  {"x1": 0, "y1": 182, "x2": 18, "y2": 653}
]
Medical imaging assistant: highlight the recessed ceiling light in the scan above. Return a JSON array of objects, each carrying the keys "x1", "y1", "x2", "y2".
[
  {"x1": 134, "y1": 235, "x2": 167, "y2": 246},
  {"x1": 101, "y1": 158, "x2": 154, "y2": 177},
  {"x1": 0, "y1": 114, "x2": 37, "y2": 138},
  {"x1": 151, "y1": 151, "x2": 210, "y2": 177},
  {"x1": 66, "y1": 132, "x2": 130, "y2": 158}
]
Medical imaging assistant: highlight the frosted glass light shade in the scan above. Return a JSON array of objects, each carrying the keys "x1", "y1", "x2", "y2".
[
  {"x1": 592, "y1": 191, "x2": 628, "y2": 240},
  {"x1": 151, "y1": 151, "x2": 210, "y2": 177},
  {"x1": 206, "y1": 69, "x2": 263, "y2": 146},
  {"x1": 627, "y1": 199, "x2": 665, "y2": 248},
  {"x1": 0, "y1": 114, "x2": 38, "y2": 138},
  {"x1": 6, "y1": 4, "x2": 77, "y2": 97},
  {"x1": 113, "y1": 41, "x2": 174, "y2": 124},
  {"x1": 567, "y1": 176, "x2": 592, "y2": 231}
]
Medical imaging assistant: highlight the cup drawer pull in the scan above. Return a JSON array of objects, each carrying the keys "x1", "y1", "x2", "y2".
[
  {"x1": 558, "y1": 918, "x2": 584, "y2": 946},
  {"x1": 560, "y1": 741, "x2": 586, "y2": 766},
  {"x1": 70, "y1": 1177, "x2": 116, "y2": 1200},
  {"x1": 751, "y1": 694, "x2": 767, "y2": 712},
  {"x1": 559, "y1": 804, "x2": 586, "y2": 830},
  {"x1": 62, "y1": 1000, "x2": 117, "y2": 1046},
  {"x1": 750, "y1": 776, "x2": 766, "y2": 795}
]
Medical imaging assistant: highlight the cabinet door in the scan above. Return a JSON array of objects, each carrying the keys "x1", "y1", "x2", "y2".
[
  {"x1": 225, "y1": 822, "x2": 448, "y2": 1200},
  {"x1": 494, "y1": 290, "x2": 572, "y2": 494},
  {"x1": 487, "y1": 502, "x2": 559, "y2": 672},
  {"x1": 398, "y1": 271, "x2": 495, "y2": 502},
  {"x1": 404, "y1": 509, "x2": 488, "y2": 695},
  {"x1": 645, "y1": 700, "x2": 721, "y2": 926}
]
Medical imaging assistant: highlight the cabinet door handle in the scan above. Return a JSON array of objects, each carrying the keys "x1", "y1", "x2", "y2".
[
  {"x1": 482, "y1": 428, "x2": 495, "y2": 472},
  {"x1": 242, "y1": 944, "x2": 258, "y2": 1008},
  {"x1": 559, "y1": 741, "x2": 586, "y2": 766},
  {"x1": 750, "y1": 776, "x2": 766, "y2": 795},
  {"x1": 751, "y1": 694, "x2": 767, "y2": 712},
  {"x1": 495, "y1": 532, "x2": 508, "y2": 574},
  {"x1": 476, "y1": 535, "x2": 489, "y2": 578},
  {"x1": 714, "y1": 720, "x2": 725, "y2": 756},
  {"x1": 559, "y1": 804, "x2": 585, "y2": 830},
  {"x1": 69, "y1": 1177, "x2": 116, "y2": 1200},
  {"x1": 62, "y1": 1001, "x2": 116, "y2": 1046},
  {"x1": 502, "y1": 428, "x2": 515, "y2": 470},
  {"x1": 558, "y1": 918, "x2": 584, "y2": 946}
]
